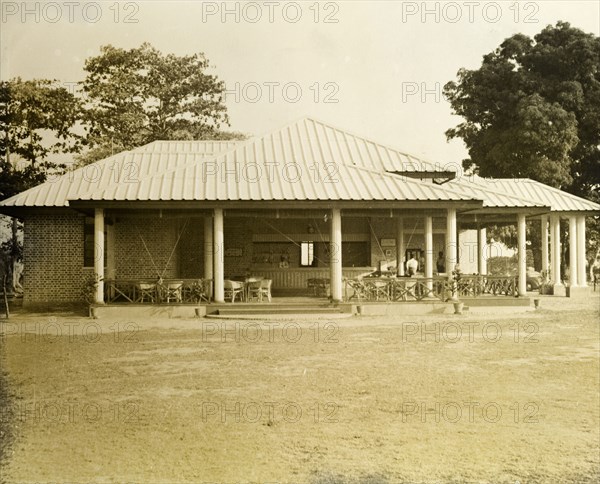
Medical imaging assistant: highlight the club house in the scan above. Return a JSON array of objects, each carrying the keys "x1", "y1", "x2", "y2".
[{"x1": 1, "y1": 117, "x2": 598, "y2": 316}]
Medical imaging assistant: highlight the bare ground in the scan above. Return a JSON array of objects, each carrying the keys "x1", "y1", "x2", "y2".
[{"x1": 0, "y1": 291, "x2": 598, "y2": 483}]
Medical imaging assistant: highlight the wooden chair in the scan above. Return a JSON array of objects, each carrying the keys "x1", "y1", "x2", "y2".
[
  {"x1": 258, "y1": 279, "x2": 272, "y2": 302},
  {"x1": 165, "y1": 281, "x2": 183, "y2": 303},
  {"x1": 347, "y1": 278, "x2": 369, "y2": 301},
  {"x1": 246, "y1": 280, "x2": 262, "y2": 302},
  {"x1": 365, "y1": 279, "x2": 390, "y2": 301},
  {"x1": 390, "y1": 279, "x2": 409, "y2": 301},
  {"x1": 137, "y1": 283, "x2": 156, "y2": 303},
  {"x1": 224, "y1": 280, "x2": 244, "y2": 303}
]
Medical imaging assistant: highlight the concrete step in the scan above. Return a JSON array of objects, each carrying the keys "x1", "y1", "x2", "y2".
[{"x1": 217, "y1": 306, "x2": 343, "y2": 315}]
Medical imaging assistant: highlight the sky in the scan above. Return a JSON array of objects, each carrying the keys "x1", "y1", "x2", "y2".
[{"x1": 1, "y1": 0, "x2": 599, "y2": 165}]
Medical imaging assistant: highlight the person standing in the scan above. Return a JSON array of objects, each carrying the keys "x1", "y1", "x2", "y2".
[
  {"x1": 436, "y1": 251, "x2": 445, "y2": 274},
  {"x1": 406, "y1": 255, "x2": 419, "y2": 276}
]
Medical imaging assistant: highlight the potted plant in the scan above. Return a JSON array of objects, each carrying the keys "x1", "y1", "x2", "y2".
[
  {"x1": 188, "y1": 279, "x2": 208, "y2": 303},
  {"x1": 82, "y1": 273, "x2": 102, "y2": 318},
  {"x1": 450, "y1": 265, "x2": 464, "y2": 314}
]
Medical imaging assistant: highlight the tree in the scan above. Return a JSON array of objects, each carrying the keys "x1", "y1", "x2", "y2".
[
  {"x1": 79, "y1": 43, "x2": 240, "y2": 164},
  {"x1": 445, "y1": 22, "x2": 600, "y2": 269},
  {"x1": 444, "y1": 22, "x2": 600, "y2": 195},
  {"x1": 0, "y1": 78, "x2": 82, "y2": 291},
  {"x1": 1, "y1": 78, "x2": 82, "y2": 170}
]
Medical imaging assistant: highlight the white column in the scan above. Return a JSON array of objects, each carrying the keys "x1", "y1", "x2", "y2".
[
  {"x1": 478, "y1": 227, "x2": 487, "y2": 275},
  {"x1": 94, "y1": 208, "x2": 105, "y2": 304},
  {"x1": 569, "y1": 216, "x2": 578, "y2": 287},
  {"x1": 396, "y1": 217, "x2": 405, "y2": 276},
  {"x1": 446, "y1": 208, "x2": 457, "y2": 277},
  {"x1": 517, "y1": 213, "x2": 527, "y2": 296},
  {"x1": 550, "y1": 214, "x2": 562, "y2": 287},
  {"x1": 424, "y1": 215, "x2": 433, "y2": 291},
  {"x1": 576, "y1": 215, "x2": 587, "y2": 287},
  {"x1": 213, "y1": 208, "x2": 224, "y2": 303},
  {"x1": 456, "y1": 224, "x2": 461, "y2": 265},
  {"x1": 541, "y1": 215, "x2": 549, "y2": 275},
  {"x1": 204, "y1": 216, "x2": 213, "y2": 299},
  {"x1": 330, "y1": 208, "x2": 343, "y2": 302}
]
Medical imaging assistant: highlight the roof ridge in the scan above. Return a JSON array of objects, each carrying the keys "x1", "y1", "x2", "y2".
[
  {"x1": 299, "y1": 115, "x2": 442, "y2": 169},
  {"x1": 130, "y1": 139, "x2": 245, "y2": 155}
]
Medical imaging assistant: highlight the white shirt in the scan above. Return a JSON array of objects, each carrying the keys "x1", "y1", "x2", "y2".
[{"x1": 406, "y1": 257, "x2": 419, "y2": 275}]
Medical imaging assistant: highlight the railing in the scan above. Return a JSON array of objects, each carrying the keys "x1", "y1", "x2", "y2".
[
  {"x1": 345, "y1": 277, "x2": 449, "y2": 302},
  {"x1": 457, "y1": 275, "x2": 517, "y2": 297},
  {"x1": 344, "y1": 275, "x2": 518, "y2": 302},
  {"x1": 103, "y1": 279, "x2": 212, "y2": 304},
  {"x1": 103, "y1": 275, "x2": 518, "y2": 304}
]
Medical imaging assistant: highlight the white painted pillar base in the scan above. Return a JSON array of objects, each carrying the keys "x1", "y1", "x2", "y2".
[
  {"x1": 577, "y1": 215, "x2": 587, "y2": 287},
  {"x1": 396, "y1": 217, "x2": 405, "y2": 276},
  {"x1": 94, "y1": 208, "x2": 105, "y2": 304},
  {"x1": 213, "y1": 209, "x2": 224, "y2": 303},
  {"x1": 478, "y1": 227, "x2": 487, "y2": 275},
  {"x1": 569, "y1": 216, "x2": 578, "y2": 288},
  {"x1": 517, "y1": 214, "x2": 527, "y2": 297},
  {"x1": 330, "y1": 208, "x2": 343, "y2": 302},
  {"x1": 550, "y1": 214, "x2": 562, "y2": 288},
  {"x1": 204, "y1": 216, "x2": 214, "y2": 299},
  {"x1": 446, "y1": 208, "x2": 458, "y2": 299},
  {"x1": 541, "y1": 215, "x2": 549, "y2": 275},
  {"x1": 424, "y1": 215, "x2": 433, "y2": 292},
  {"x1": 446, "y1": 208, "x2": 457, "y2": 276}
]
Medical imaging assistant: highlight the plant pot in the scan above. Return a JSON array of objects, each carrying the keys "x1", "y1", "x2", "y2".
[
  {"x1": 533, "y1": 298, "x2": 540, "y2": 309},
  {"x1": 195, "y1": 307, "x2": 202, "y2": 318},
  {"x1": 453, "y1": 301, "x2": 464, "y2": 315}
]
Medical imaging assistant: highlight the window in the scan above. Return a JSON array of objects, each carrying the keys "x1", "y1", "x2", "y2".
[
  {"x1": 300, "y1": 242, "x2": 315, "y2": 266},
  {"x1": 84, "y1": 217, "x2": 107, "y2": 267}
]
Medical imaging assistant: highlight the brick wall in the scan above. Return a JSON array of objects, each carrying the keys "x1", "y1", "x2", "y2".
[
  {"x1": 114, "y1": 216, "x2": 180, "y2": 279},
  {"x1": 23, "y1": 213, "x2": 87, "y2": 305},
  {"x1": 23, "y1": 213, "x2": 192, "y2": 305},
  {"x1": 223, "y1": 218, "x2": 254, "y2": 277},
  {"x1": 178, "y1": 219, "x2": 204, "y2": 278}
]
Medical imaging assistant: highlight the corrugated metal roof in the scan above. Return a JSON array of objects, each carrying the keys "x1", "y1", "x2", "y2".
[
  {"x1": 469, "y1": 177, "x2": 600, "y2": 212},
  {"x1": 80, "y1": 123, "x2": 477, "y2": 202},
  {"x1": 276, "y1": 117, "x2": 448, "y2": 173},
  {"x1": 443, "y1": 178, "x2": 546, "y2": 209},
  {"x1": 300, "y1": 118, "x2": 596, "y2": 211},
  {"x1": 74, "y1": 118, "x2": 538, "y2": 206},
  {"x1": 85, "y1": 161, "x2": 476, "y2": 202},
  {"x1": 0, "y1": 141, "x2": 241, "y2": 207},
  {"x1": 0, "y1": 116, "x2": 596, "y2": 212}
]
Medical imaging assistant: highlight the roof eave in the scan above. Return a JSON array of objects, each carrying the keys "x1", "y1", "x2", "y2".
[{"x1": 67, "y1": 199, "x2": 484, "y2": 211}]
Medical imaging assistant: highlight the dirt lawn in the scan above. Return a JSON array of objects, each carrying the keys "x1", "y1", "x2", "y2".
[{"x1": 1, "y1": 292, "x2": 599, "y2": 483}]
